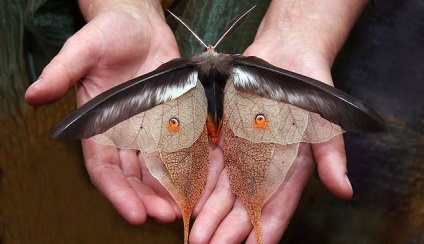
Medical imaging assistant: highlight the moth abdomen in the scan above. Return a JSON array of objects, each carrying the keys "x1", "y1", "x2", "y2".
[{"x1": 194, "y1": 50, "x2": 233, "y2": 142}]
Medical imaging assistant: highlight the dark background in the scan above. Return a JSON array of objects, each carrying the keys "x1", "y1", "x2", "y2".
[{"x1": 1, "y1": 0, "x2": 423, "y2": 243}]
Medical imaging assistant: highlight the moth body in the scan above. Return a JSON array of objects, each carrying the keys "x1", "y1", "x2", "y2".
[{"x1": 192, "y1": 46, "x2": 233, "y2": 142}]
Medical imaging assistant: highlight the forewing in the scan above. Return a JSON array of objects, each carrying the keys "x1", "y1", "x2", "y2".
[
  {"x1": 231, "y1": 55, "x2": 386, "y2": 132},
  {"x1": 225, "y1": 81, "x2": 342, "y2": 145},
  {"x1": 50, "y1": 58, "x2": 198, "y2": 140},
  {"x1": 93, "y1": 81, "x2": 208, "y2": 152}
]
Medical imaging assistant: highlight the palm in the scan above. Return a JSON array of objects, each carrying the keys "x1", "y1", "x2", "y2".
[
  {"x1": 73, "y1": 11, "x2": 179, "y2": 103},
  {"x1": 72, "y1": 10, "x2": 184, "y2": 224}
]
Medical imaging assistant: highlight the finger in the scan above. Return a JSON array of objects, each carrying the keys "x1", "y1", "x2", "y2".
[
  {"x1": 192, "y1": 142, "x2": 225, "y2": 216},
  {"x1": 312, "y1": 134, "x2": 353, "y2": 200},
  {"x1": 189, "y1": 168, "x2": 235, "y2": 244},
  {"x1": 119, "y1": 149, "x2": 176, "y2": 224},
  {"x1": 81, "y1": 139, "x2": 147, "y2": 225},
  {"x1": 246, "y1": 143, "x2": 315, "y2": 243},
  {"x1": 129, "y1": 181, "x2": 176, "y2": 224},
  {"x1": 25, "y1": 27, "x2": 101, "y2": 105},
  {"x1": 209, "y1": 198, "x2": 252, "y2": 244}
]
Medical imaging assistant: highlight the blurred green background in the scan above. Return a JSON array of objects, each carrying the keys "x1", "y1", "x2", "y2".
[{"x1": 1, "y1": 0, "x2": 423, "y2": 243}]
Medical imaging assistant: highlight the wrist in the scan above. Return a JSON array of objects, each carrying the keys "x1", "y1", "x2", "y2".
[
  {"x1": 78, "y1": 0, "x2": 164, "y2": 22},
  {"x1": 253, "y1": 0, "x2": 368, "y2": 67},
  {"x1": 244, "y1": 37, "x2": 335, "y2": 86}
]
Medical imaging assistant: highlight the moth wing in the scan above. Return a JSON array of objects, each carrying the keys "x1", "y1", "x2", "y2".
[
  {"x1": 225, "y1": 81, "x2": 342, "y2": 146},
  {"x1": 95, "y1": 81, "x2": 209, "y2": 243},
  {"x1": 231, "y1": 55, "x2": 386, "y2": 132},
  {"x1": 93, "y1": 81, "x2": 208, "y2": 153},
  {"x1": 223, "y1": 77, "x2": 343, "y2": 242},
  {"x1": 50, "y1": 58, "x2": 198, "y2": 140}
]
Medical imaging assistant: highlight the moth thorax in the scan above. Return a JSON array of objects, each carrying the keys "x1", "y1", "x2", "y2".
[{"x1": 194, "y1": 52, "x2": 233, "y2": 79}]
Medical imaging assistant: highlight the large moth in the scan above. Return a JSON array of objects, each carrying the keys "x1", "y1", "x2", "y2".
[{"x1": 50, "y1": 7, "x2": 386, "y2": 244}]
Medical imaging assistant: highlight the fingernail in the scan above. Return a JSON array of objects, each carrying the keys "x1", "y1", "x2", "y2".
[
  {"x1": 29, "y1": 77, "x2": 43, "y2": 88},
  {"x1": 344, "y1": 174, "x2": 352, "y2": 191},
  {"x1": 35, "y1": 77, "x2": 44, "y2": 84}
]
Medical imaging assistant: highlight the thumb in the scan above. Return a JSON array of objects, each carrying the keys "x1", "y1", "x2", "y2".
[
  {"x1": 25, "y1": 28, "x2": 101, "y2": 105},
  {"x1": 312, "y1": 134, "x2": 353, "y2": 200}
]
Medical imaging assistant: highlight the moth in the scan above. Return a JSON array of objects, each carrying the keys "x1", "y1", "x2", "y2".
[{"x1": 51, "y1": 7, "x2": 386, "y2": 244}]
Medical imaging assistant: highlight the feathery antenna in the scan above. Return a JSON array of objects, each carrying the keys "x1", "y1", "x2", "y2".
[
  {"x1": 167, "y1": 6, "x2": 256, "y2": 49},
  {"x1": 167, "y1": 10, "x2": 208, "y2": 49},
  {"x1": 213, "y1": 5, "x2": 256, "y2": 48}
]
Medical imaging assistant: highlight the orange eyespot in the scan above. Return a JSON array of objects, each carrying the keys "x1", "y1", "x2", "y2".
[
  {"x1": 254, "y1": 114, "x2": 267, "y2": 128},
  {"x1": 168, "y1": 117, "x2": 180, "y2": 132}
]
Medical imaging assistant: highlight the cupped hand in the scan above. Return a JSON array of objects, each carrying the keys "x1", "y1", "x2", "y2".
[
  {"x1": 189, "y1": 25, "x2": 353, "y2": 244},
  {"x1": 24, "y1": 1, "x2": 225, "y2": 225}
]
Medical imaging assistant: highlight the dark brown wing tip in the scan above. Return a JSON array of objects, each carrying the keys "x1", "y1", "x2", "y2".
[{"x1": 232, "y1": 55, "x2": 387, "y2": 133}]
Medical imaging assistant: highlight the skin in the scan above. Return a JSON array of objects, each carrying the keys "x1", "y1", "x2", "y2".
[
  {"x1": 25, "y1": 0, "x2": 368, "y2": 242},
  {"x1": 192, "y1": 2, "x2": 367, "y2": 242}
]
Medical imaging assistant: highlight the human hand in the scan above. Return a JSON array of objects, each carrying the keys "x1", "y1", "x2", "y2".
[
  {"x1": 189, "y1": 0, "x2": 369, "y2": 242},
  {"x1": 24, "y1": 0, "x2": 224, "y2": 225}
]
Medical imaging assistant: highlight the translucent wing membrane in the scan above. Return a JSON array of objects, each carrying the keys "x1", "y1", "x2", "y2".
[
  {"x1": 141, "y1": 128, "x2": 209, "y2": 244},
  {"x1": 94, "y1": 81, "x2": 208, "y2": 152},
  {"x1": 225, "y1": 82, "x2": 342, "y2": 145},
  {"x1": 223, "y1": 81, "x2": 342, "y2": 244},
  {"x1": 224, "y1": 127, "x2": 300, "y2": 243}
]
